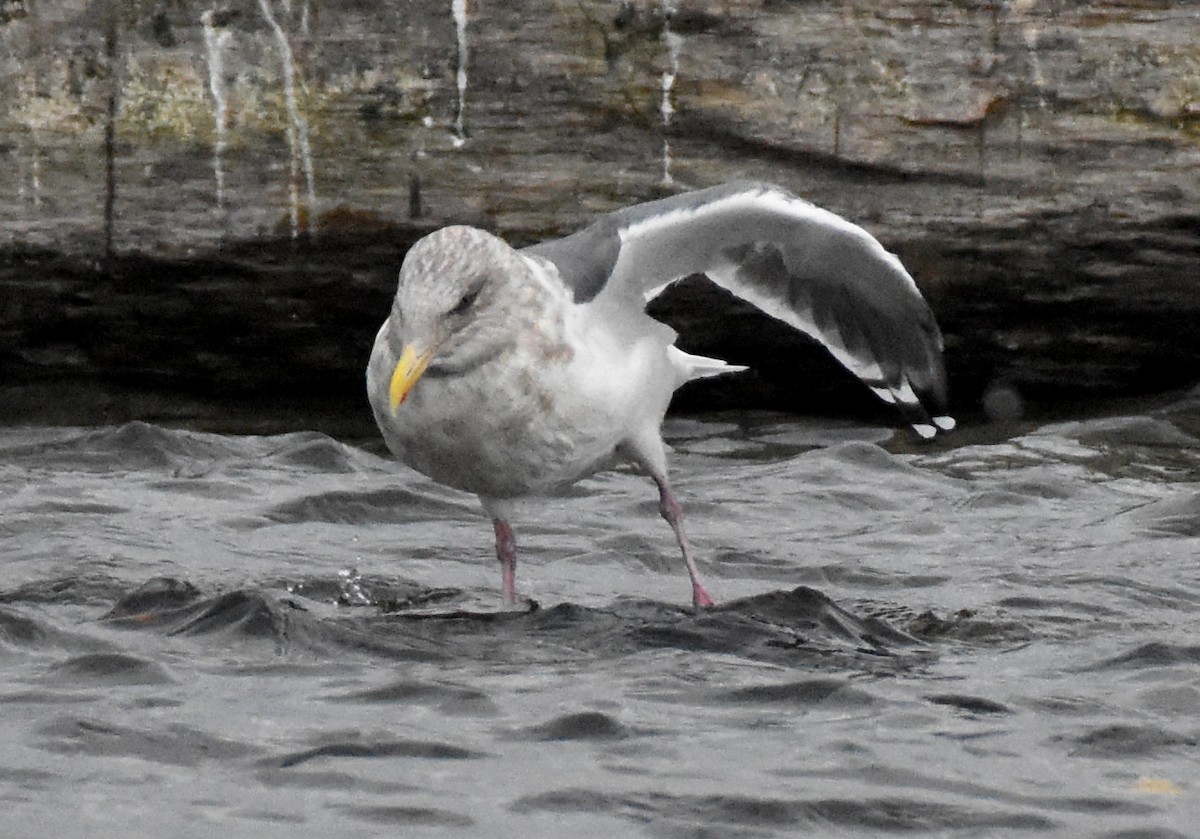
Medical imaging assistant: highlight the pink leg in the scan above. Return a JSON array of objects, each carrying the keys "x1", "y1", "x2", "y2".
[
  {"x1": 654, "y1": 476, "x2": 716, "y2": 610},
  {"x1": 493, "y1": 518, "x2": 518, "y2": 605}
]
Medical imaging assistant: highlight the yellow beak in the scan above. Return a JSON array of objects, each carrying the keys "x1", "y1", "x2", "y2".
[{"x1": 388, "y1": 344, "x2": 435, "y2": 414}]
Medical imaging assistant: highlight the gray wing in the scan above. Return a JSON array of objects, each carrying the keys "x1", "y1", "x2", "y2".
[{"x1": 522, "y1": 181, "x2": 953, "y2": 437}]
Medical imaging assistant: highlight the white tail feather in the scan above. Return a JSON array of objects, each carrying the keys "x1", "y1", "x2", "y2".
[{"x1": 669, "y1": 347, "x2": 747, "y2": 384}]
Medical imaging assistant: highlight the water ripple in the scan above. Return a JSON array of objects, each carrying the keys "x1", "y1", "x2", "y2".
[{"x1": 0, "y1": 412, "x2": 1196, "y2": 836}]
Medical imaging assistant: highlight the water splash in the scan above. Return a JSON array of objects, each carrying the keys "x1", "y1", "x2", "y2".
[
  {"x1": 451, "y1": 0, "x2": 469, "y2": 146},
  {"x1": 200, "y1": 9, "x2": 232, "y2": 215},
  {"x1": 659, "y1": 1, "x2": 681, "y2": 185},
  {"x1": 258, "y1": 0, "x2": 317, "y2": 237},
  {"x1": 337, "y1": 567, "x2": 372, "y2": 607}
]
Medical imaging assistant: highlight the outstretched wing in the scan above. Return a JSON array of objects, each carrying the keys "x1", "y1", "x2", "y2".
[{"x1": 522, "y1": 181, "x2": 953, "y2": 437}]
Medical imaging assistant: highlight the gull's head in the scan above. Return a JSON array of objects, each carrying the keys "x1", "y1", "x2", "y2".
[{"x1": 385, "y1": 225, "x2": 533, "y2": 413}]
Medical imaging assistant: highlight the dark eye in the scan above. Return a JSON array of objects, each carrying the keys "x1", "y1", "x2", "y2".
[{"x1": 448, "y1": 287, "x2": 480, "y2": 317}]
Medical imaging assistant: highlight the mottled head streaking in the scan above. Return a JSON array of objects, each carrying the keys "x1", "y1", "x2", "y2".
[{"x1": 388, "y1": 226, "x2": 536, "y2": 389}]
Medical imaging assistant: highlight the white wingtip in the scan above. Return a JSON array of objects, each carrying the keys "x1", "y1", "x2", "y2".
[
  {"x1": 870, "y1": 386, "x2": 897, "y2": 404},
  {"x1": 913, "y1": 423, "x2": 937, "y2": 440},
  {"x1": 933, "y1": 415, "x2": 956, "y2": 432}
]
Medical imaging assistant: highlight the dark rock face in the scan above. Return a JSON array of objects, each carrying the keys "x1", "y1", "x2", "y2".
[{"x1": 1, "y1": 1, "x2": 1197, "y2": 434}]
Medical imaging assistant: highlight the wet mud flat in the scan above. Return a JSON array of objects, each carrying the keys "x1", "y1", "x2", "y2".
[{"x1": 1, "y1": 398, "x2": 1198, "y2": 836}]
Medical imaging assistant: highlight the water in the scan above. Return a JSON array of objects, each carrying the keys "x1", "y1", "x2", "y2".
[
  {"x1": 1, "y1": 395, "x2": 1198, "y2": 837},
  {"x1": 450, "y1": 0, "x2": 469, "y2": 147},
  {"x1": 200, "y1": 9, "x2": 233, "y2": 215},
  {"x1": 659, "y1": 0, "x2": 681, "y2": 186},
  {"x1": 258, "y1": 0, "x2": 318, "y2": 238}
]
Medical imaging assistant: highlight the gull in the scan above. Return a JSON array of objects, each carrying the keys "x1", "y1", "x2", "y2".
[{"x1": 367, "y1": 181, "x2": 953, "y2": 609}]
